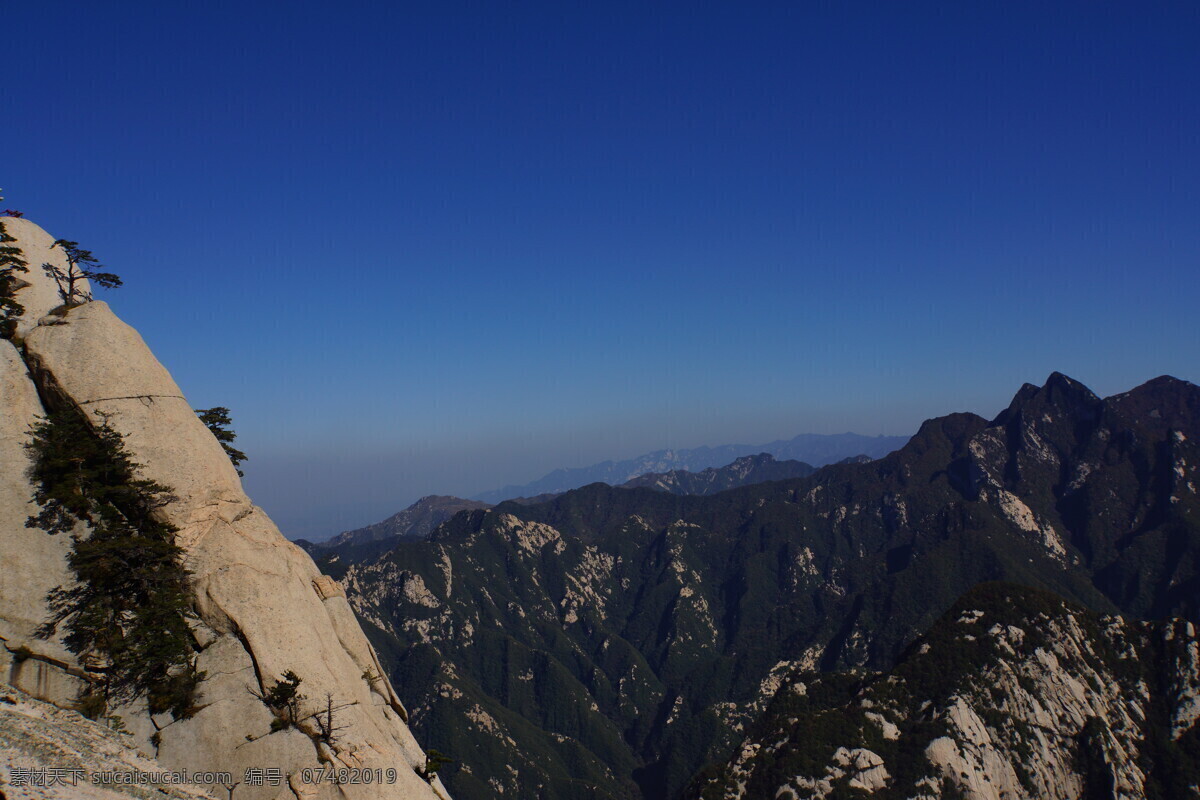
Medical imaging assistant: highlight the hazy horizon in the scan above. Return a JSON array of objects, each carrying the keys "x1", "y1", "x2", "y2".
[
  {"x1": 7, "y1": 2, "x2": 1199, "y2": 539},
  {"x1": 246, "y1": 368, "x2": 1171, "y2": 541},
  {"x1": 251, "y1": 428, "x2": 917, "y2": 542}
]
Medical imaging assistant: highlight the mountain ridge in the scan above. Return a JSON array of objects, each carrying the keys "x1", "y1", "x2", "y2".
[
  {"x1": 620, "y1": 453, "x2": 817, "y2": 495},
  {"x1": 471, "y1": 433, "x2": 910, "y2": 504},
  {"x1": 313, "y1": 454, "x2": 823, "y2": 554},
  {"x1": 339, "y1": 370, "x2": 1199, "y2": 800}
]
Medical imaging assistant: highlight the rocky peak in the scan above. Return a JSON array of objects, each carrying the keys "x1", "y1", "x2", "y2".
[
  {"x1": 889, "y1": 412, "x2": 988, "y2": 483},
  {"x1": 323, "y1": 495, "x2": 491, "y2": 552},
  {"x1": 988, "y1": 374, "x2": 1100, "y2": 477},
  {"x1": 994, "y1": 372, "x2": 1102, "y2": 425},
  {"x1": 1106, "y1": 374, "x2": 1200, "y2": 437}
]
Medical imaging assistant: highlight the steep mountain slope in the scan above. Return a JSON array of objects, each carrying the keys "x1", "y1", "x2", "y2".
[
  {"x1": 472, "y1": 434, "x2": 909, "y2": 503},
  {"x1": 330, "y1": 496, "x2": 492, "y2": 546},
  {"x1": 311, "y1": 456, "x2": 813, "y2": 561},
  {"x1": 341, "y1": 372, "x2": 1198, "y2": 800},
  {"x1": 0, "y1": 218, "x2": 451, "y2": 800},
  {"x1": 686, "y1": 583, "x2": 1200, "y2": 800},
  {"x1": 306, "y1": 496, "x2": 492, "y2": 561},
  {"x1": 620, "y1": 453, "x2": 816, "y2": 495}
]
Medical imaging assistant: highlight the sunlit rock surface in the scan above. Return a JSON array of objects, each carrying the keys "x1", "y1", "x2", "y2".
[
  {"x1": 0, "y1": 684, "x2": 218, "y2": 800},
  {"x1": 685, "y1": 585, "x2": 1200, "y2": 800},
  {"x1": 1, "y1": 219, "x2": 451, "y2": 800}
]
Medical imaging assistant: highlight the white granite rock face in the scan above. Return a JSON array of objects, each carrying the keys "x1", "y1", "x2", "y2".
[
  {"x1": 2, "y1": 218, "x2": 450, "y2": 800},
  {"x1": 1, "y1": 217, "x2": 92, "y2": 338},
  {"x1": 919, "y1": 613, "x2": 1148, "y2": 800},
  {"x1": 704, "y1": 601, "x2": 1199, "y2": 800}
]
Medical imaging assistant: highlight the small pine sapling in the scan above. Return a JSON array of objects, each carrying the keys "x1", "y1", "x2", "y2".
[
  {"x1": 262, "y1": 670, "x2": 304, "y2": 731},
  {"x1": 418, "y1": 749, "x2": 454, "y2": 782}
]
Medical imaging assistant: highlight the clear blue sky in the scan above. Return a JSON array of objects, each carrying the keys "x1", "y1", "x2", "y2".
[{"x1": 6, "y1": 1, "x2": 1199, "y2": 539}]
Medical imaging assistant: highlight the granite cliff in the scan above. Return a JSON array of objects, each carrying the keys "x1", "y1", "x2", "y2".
[{"x1": 0, "y1": 217, "x2": 450, "y2": 800}]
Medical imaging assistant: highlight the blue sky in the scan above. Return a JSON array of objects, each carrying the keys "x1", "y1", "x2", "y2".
[{"x1": 6, "y1": 1, "x2": 1199, "y2": 539}]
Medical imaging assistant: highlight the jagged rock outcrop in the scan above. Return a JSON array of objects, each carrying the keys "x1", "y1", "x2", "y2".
[
  {"x1": 685, "y1": 584, "x2": 1200, "y2": 800},
  {"x1": 0, "y1": 219, "x2": 450, "y2": 800}
]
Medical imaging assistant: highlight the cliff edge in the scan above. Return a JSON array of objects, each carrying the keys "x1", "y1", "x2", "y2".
[{"x1": 0, "y1": 217, "x2": 451, "y2": 800}]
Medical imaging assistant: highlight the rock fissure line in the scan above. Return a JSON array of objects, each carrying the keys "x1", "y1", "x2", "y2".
[
  {"x1": 230, "y1": 625, "x2": 268, "y2": 699},
  {"x1": 1, "y1": 639, "x2": 92, "y2": 681},
  {"x1": 77, "y1": 393, "x2": 187, "y2": 405}
]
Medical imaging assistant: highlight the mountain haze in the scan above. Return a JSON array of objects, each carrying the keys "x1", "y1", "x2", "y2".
[
  {"x1": 471, "y1": 433, "x2": 909, "y2": 504},
  {"x1": 337, "y1": 372, "x2": 1199, "y2": 800},
  {"x1": 332, "y1": 496, "x2": 493, "y2": 544},
  {"x1": 313, "y1": 455, "x2": 819, "y2": 556}
]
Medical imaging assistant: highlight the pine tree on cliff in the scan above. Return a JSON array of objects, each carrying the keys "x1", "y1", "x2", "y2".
[
  {"x1": 27, "y1": 406, "x2": 202, "y2": 719},
  {"x1": 0, "y1": 218, "x2": 29, "y2": 339},
  {"x1": 195, "y1": 406, "x2": 248, "y2": 477},
  {"x1": 42, "y1": 239, "x2": 122, "y2": 307}
]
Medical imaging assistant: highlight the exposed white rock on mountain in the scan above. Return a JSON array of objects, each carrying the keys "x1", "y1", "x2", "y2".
[
  {"x1": 1, "y1": 685, "x2": 217, "y2": 800},
  {"x1": 689, "y1": 585, "x2": 1200, "y2": 800},
  {"x1": 0, "y1": 219, "x2": 450, "y2": 800}
]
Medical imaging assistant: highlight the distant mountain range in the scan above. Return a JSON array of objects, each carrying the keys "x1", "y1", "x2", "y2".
[
  {"x1": 471, "y1": 432, "x2": 910, "y2": 503},
  {"x1": 311, "y1": 454, "x2": 826, "y2": 556},
  {"x1": 328, "y1": 372, "x2": 1200, "y2": 800},
  {"x1": 327, "y1": 495, "x2": 491, "y2": 547},
  {"x1": 620, "y1": 452, "x2": 817, "y2": 495},
  {"x1": 299, "y1": 495, "x2": 492, "y2": 562}
]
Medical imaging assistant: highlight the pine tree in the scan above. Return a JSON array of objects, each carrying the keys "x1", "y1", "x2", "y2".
[
  {"x1": 195, "y1": 406, "x2": 248, "y2": 476},
  {"x1": 0, "y1": 219, "x2": 29, "y2": 339},
  {"x1": 419, "y1": 749, "x2": 454, "y2": 782},
  {"x1": 27, "y1": 407, "x2": 202, "y2": 718},
  {"x1": 42, "y1": 239, "x2": 122, "y2": 307},
  {"x1": 262, "y1": 670, "x2": 304, "y2": 731}
]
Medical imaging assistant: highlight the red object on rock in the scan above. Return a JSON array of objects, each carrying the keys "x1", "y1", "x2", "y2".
[{"x1": 2, "y1": 210, "x2": 23, "y2": 217}]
